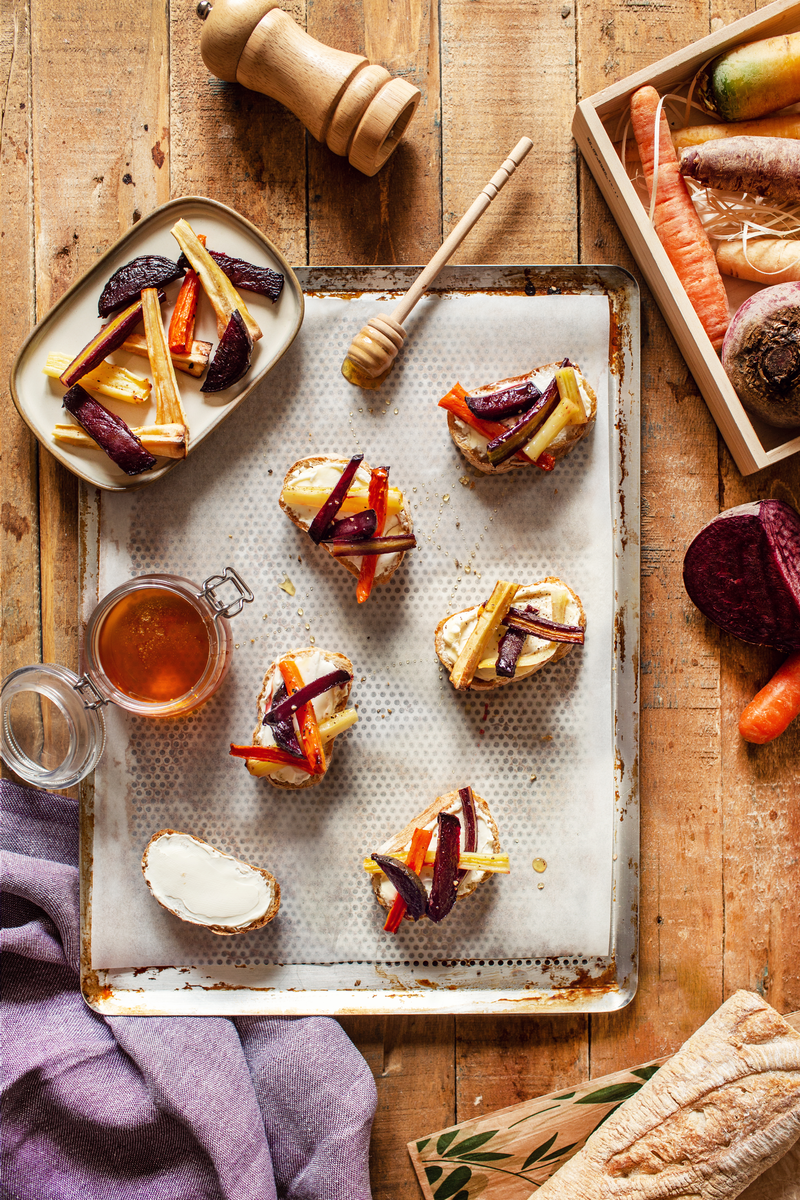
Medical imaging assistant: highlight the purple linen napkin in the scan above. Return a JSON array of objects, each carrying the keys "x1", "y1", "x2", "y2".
[{"x1": 1, "y1": 779, "x2": 377, "y2": 1200}]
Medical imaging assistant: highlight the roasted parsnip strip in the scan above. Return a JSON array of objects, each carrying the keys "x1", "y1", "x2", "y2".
[
  {"x1": 122, "y1": 333, "x2": 211, "y2": 377},
  {"x1": 141, "y1": 287, "x2": 187, "y2": 433},
  {"x1": 522, "y1": 366, "x2": 586, "y2": 463},
  {"x1": 171, "y1": 219, "x2": 262, "y2": 342},
  {"x1": 53, "y1": 422, "x2": 187, "y2": 459},
  {"x1": 244, "y1": 709, "x2": 357, "y2": 776},
  {"x1": 449, "y1": 580, "x2": 520, "y2": 691},
  {"x1": 44, "y1": 353, "x2": 151, "y2": 404},
  {"x1": 363, "y1": 851, "x2": 510, "y2": 874}
]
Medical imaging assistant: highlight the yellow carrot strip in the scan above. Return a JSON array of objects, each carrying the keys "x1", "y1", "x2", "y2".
[
  {"x1": 281, "y1": 483, "x2": 405, "y2": 516},
  {"x1": 364, "y1": 851, "x2": 510, "y2": 874},
  {"x1": 521, "y1": 367, "x2": 585, "y2": 463},
  {"x1": 279, "y1": 657, "x2": 326, "y2": 775},
  {"x1": 122, "y1": 333, "x2": 211, "y2": 377},
  {"x1": 141, "y1": 288, "x2": 187, "y2": 437},
  {"x1": 630, "y1": 85, "x2": 729, "y2": 350},
  {"x1": 450, "y1": 580, "x2": 520, "y2": 691},
  {"x1": 44, "y1": 354, "x2": 151, "y2": 403}
]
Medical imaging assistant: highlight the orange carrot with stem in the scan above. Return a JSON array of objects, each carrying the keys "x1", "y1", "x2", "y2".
[
  {"x1": 629, "y1": 85, "x2": 730, "y2": 350},
  {"x1": 279, "y1": 657, "x2": 326, "y2": 774},
  {"x1": 356, "y1": 465, "x2": 390, "y2": 604},
  {"x1": 383, "y1": 826, "x2": 433, "y2": 933},
  {"x1": 739, "y1": 651, "x2": 800, "y2": 744}
]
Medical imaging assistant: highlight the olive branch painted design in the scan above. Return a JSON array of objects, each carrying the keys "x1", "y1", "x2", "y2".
[{"x1": 410, "y1": 1063, "x2": 663, "y2": 1200}]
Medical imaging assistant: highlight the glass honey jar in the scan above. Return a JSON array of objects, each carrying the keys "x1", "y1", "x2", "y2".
[{"x1": 1, "y1": 566, "x2": 253, "y2": 789}]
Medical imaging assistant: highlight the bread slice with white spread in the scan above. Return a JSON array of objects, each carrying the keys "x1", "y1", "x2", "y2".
[
  {"x1": 279, "y1": 454, "x2": 414, "y2": 585},
  {"x1": 371, "y1": 788, "x2": 501, "y2": 920},
  {"x1": 246, "y1": 646, "x2": 354, "y2": 790},
  {"x1": 534, "y1": 990, "x2": 800, "y2": 1200},
  {"x1": 141, "y1": 829, "x2": 281, "y2": 935},
  {"x1": 447, "y1": 362, "x2": 596, "y2": 475},
  {"x1": 435, "y1": 577, "x2": 585, "y2": 691}
]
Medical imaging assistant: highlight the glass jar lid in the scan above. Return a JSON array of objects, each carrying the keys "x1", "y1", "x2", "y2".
[{"x1": 1, "y1": 663, "x2": 106, "y2": 790}]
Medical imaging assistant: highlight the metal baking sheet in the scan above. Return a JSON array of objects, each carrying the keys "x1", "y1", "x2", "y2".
[{"x1": 80, "y1": 264, "x2": 639, "y2": 1015}]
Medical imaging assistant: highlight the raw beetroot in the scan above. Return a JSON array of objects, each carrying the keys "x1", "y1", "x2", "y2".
[{"x1": 683, "y1": 499, "x2": 800, "y2": 651}]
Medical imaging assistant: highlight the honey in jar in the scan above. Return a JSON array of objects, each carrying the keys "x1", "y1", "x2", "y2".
[{"x1": 96, "y1": 587, "x2": 212, "y2": 704}]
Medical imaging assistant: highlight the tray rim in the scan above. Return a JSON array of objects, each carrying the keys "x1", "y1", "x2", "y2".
[
  {"x1": 9, "y1": 195, "x2": 305, "y2": 492},
  {"x1": 79, "y1": 262, "x2": 640, "y2": 1016}
]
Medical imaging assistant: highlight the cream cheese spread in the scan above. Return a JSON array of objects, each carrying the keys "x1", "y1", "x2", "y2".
[
  {"x1": 254, "y1": 649, "x2": 350, "y2": 785},
  {"x1": 282, "y1": 459, "x2": 409, "y2": 579},
  {"x1": 375, "y1": 796, "x2": 497, "y2": 907},
  {"x1": 143, "y1": 832, "x2": 275, "y2": 930},
  {"x1": 439, "y1": 582, "x2": 582, "y2": 682},
  {"x1": 455, "y1": 366, "x2": 593, "y2": 455}
]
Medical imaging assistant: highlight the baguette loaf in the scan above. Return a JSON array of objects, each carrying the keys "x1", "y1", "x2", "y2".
[
  {"x1": 533, "y1": 990, "x2": 800, "y2": 1200},
  {"x1": 250, "y1": 646, "x2": 353, "y2": 790},
  {"x1": 279, "y1": 454, "x2": 414, "y2": 585},
  {"x1": 371, "y1": 788, "x2": 500, "y2": 919},
  {"x1": 448, "y1": 363, "x2": 597, "y2": 475},
  {"x1": 435, "y1": 577, "x2": 585, "y2": 691},
  {"x1": 141, "y1": 829, "x2": 281, "y2": 935}
]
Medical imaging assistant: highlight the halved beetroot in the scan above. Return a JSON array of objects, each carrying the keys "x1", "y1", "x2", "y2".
[
  {"x1": 98, "y1": 255, "x2": 184, "y2": 317},
  {"x1": 62, "y1": 385, "x2": 157, "y2": 475},
  {"x1": 200, "y1": 309, "x2": 253, "y2": 393}
]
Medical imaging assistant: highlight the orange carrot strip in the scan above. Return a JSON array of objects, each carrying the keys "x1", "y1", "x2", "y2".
[
  {"x1": 279, "y1": 657, "x2": 326, "y2": 775},
  {"x1": 630, "y1": 86, "x2": 730, "y2": 350},
  {"x1": 384, "y1": 826, "x2": 433, "y2": 934},
  {"x1": 438, "y1": 384, "x2": 554, "y2": 469},
  {"x1": 739, "y1": 651, "x2": 800, "y2": 744},
  {"x1": 169, "y1": 234, "x2": 205, "y2": 353},
  {"x1": 356, "y1": 466, "x2": 390, "y2": 604},
  {"x1": 229, "y1": 743, "x2": 319, "y2": 772}
]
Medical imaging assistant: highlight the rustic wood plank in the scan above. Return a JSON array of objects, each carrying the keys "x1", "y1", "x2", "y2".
[
  {"x1": 576, "y1": 0, "x2": 726, "y2": 1073},
  {"x1": 171, "y1": 0, "x2": 307, "y2": 264},
  {"x1": 307, "y1": 0, "x2": 441, "y2": 265},
  {"x1": 1, "y1": 0, "x2": 40, "y2": 700}
]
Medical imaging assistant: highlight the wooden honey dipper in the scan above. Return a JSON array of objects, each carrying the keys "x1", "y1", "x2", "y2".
[
  {"x1": 341, "y1": 137, "x2": 534, "y2": 389},
  {"x1": 197, "y1": 0, "x2": 420, "y2": 177}
]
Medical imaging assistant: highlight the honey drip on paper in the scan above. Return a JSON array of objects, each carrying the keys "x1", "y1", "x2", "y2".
[{"x1": 97, "y1": 588, "x2": 210, "y2": 703}]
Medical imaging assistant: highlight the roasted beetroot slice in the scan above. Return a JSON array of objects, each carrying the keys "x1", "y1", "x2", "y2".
[
  {"x1": 683, "y1": 500, "x2": 800, "y2": 651},
  {"x1": 496, "y1": 604, "x2": 536, "y2": 676},
  {"x1": 98, "y1": 255, "x2": 184, "y2": 317},
  {"x1": 200, "y1": 310, "x2": 253, "y2": 393},
  {"x1": 456, "y1": 786, "x2": 477, "y2": 885},
  {"x1": 263, "y1": 681, "x2": 304, "y2": 757},
  {"x1": 326, "y1": 534, "x2": 416, "y2": 557},
  {"x1": 486, "y1": 375, "x2": 559, "y2": 466},
  {"x1": 327, "y1": 509, "x2": 377, "y2": 541},
  {"x1": 177, "y1": 250, "x2": 284, "y2": 301},
  {"x1": 307, "y1": 454, "x2": 364, "y2": 544},
  {"x1": 60, "y1": 293, "x2": 165, "y2": 388},
  {"x1": 466, "y1": 379, "x2": 540, "y2": 421},
  {"x1": 372, "y1": 855, "x2": 428, "y2": 920},
  {"x1": 62, "y1": 385, "x2": 156, "y2": 475},
  {"x1": 427, "y1": 812, "x2": 462, "y2": 923},
  {"x1": 503, "y1": 606, "x2": 585, "y2": 644},
  {"x1": 263, "y1": 668, "x2": 351, "y2": 726}
]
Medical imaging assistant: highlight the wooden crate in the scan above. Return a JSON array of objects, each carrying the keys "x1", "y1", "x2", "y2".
[{"x1": 573, "y1": 0, "x2": 800, "y2": 476}]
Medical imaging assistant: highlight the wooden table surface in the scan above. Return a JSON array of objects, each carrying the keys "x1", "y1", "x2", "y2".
[{"x1": 3, "y1": 0, "x2": 800, "y2": 1195}]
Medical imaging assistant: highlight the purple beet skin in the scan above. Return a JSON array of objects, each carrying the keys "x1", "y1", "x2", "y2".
[{"x1": 682, "y1": 499, "x2": 800, "y2": 651}]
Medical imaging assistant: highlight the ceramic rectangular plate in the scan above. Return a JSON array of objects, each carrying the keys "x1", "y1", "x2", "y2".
[{"x1": 11, "y1": 196, "x2": 304, "y2": 491}]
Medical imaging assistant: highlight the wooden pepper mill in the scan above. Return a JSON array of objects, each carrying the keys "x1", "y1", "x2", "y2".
[{"x1": 196, "y1": 0, "x2": 421, "y2": 176}]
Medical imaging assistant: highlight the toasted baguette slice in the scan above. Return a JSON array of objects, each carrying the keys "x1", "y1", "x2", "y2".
[
  {"x1": 448, "y1": 362, "x2": 597, "y2": 475},
  {"x1": 535, "y1": 990, "x2": 800, "y2": 1200},
  {"x1": 435, "y1": 577, "x2": 585, "y2": 691},
  {"x1": 141, "y1": 829, "x2": 281, "y2": 935},
  {"x1": 371, "y1": 788, "x2": 501, "y2": 920},
  {"x1": 250, "y1": 646, "x2": 353, "y2": 790},
  {"x1": 279, "y1": 454, "x2": 414, "y2": 584}
]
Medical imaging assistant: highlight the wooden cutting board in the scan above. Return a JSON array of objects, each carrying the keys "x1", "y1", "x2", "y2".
[{"x1": 408, "y1": 1010, "x2": 800, "y2": 1200}]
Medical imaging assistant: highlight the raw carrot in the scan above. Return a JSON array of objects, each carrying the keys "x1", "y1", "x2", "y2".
[
  {"x1": 229, "y1": 743, "x2": 318, "y2": 773},
  {"x1": 383, "y1": 826, "x2": 433, "y2": 933},
  {"x1": 279, "y1": 657, "x2": 326, "y2": 774},
  {"x1": 357, "y1": 465, "x2": 389, "y2": 604},
  {"x1": 630, "y1": 85, "x2": 730, "y2": 350},
  {"x1": 739, "y1": 651, "x2": 800, "y2": 744}
]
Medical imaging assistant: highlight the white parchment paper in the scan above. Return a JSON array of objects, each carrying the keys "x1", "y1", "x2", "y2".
[{"x1": 90, "y1": 289, "x2": 615, "y2": 969}]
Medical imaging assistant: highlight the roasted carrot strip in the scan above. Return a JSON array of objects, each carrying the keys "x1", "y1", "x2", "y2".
[
  {"x1": 169, "y1": 234, "x2": 205, "y2": 353},
  {"x1": 229, "y1": 743, "x2": 319, "y2": 772},
  {"x1": 279, "y1": 658, "x2": 326, "y2": 775},
  {"x1": 630, "y1": 86, "x2": 730, "y2": 350},
  {"x1": 357, "y1": 466, "x2": 390, "y2": 604},
  {"x1": 384, "y1": 827, "x2": 433, "y2": 933},
  {"x1": 739, "y1": 651, "x2": 800, "y2": 744}
]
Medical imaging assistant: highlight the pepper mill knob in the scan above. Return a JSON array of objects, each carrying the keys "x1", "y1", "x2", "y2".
[{"x1": 197, "y1": 0, "x2": 420, "y2": 176}]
